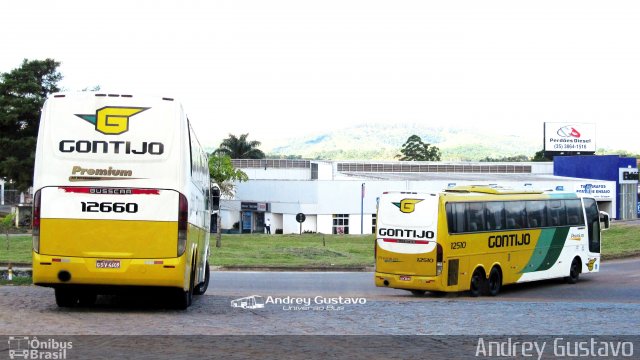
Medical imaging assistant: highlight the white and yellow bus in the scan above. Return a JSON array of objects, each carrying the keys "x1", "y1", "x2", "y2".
[
  {"x1": 32, "y1": 92, "x2": 215, "y2": 308},
  {"x1": 375, "y1": 186, "x2": 609, "y2": 296}
]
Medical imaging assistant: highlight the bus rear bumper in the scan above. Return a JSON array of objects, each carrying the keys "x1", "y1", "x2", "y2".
[
  {"x1": 375, "y1": 271, "x2": 444, "y2": 292},
  {"x1": 32, "y1": 252, "x2": 187, "y2": 289}
]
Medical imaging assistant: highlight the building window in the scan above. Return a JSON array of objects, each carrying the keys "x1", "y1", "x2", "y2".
[
  {"x1": 371, "y1": 214, "x2": 377, "y2": 234},
  {"x1": 332, "y1": 214, "x2": 349, "y2": 234},
  {"x1": 311, "y1": 163, "x2": 318, "y2": 180}
]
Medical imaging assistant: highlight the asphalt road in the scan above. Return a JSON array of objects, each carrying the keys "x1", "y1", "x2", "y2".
[
  {"x1": 0, "y1": 257, "x2": 638, "y2": 338},
  {"x1": 211, "y1": 257, "x2": 640, "y2": 304}
]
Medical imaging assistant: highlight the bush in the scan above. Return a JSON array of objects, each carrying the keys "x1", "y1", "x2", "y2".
[{"x1": 275, "y1": 228, "x2": 283, "y2": 234}]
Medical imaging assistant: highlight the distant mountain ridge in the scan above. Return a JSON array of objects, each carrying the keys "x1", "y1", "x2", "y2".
[{"x1": 265, "y1": 123, "x2": 541, "y2": 161}]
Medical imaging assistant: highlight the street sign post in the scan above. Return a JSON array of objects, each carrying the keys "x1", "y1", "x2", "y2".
[{"x1": 296, "y1": 213, "x2": 306, "y2": 234}]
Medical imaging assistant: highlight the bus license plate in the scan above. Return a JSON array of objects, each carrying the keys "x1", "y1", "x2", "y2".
[
  {"x1": 399, "y1": 276, "x2": 411, "y2": 281},
  {"x1": 96, "y1": 260, "x2": 120, "y2": 269}
]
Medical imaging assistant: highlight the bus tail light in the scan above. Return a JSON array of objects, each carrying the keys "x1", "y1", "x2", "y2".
[
  {"x1": 32, "y1": 190, "x2": 41, "y2": 253},
  {"x1": 436, "y1": 243, "x2": 443, "y2": 276},
  {"x1": 177, "y1": 193, "x2": 188, "y2": 256}
]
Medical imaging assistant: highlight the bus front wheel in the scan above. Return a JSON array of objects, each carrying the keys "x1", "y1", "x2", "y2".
[
  {"x1": 566, "y1": 258, "x2": 581, "y2": 284},
  {"x1": 469, "y1": 268, "x2": 485, "y2": 297}
]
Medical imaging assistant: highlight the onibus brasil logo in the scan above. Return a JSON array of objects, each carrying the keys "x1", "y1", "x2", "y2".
[
  {"x1": 393, "y1": 198, "x2": 423, "y2": 213},
  {"x1": 7, "y1": 336, "x2": 73, "y2": 359},
  {"x1": 75, "y1": 106, "x2": 149, "y2": 135}
]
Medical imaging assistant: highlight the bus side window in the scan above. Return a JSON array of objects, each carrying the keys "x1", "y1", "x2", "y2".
[
  {"x1": 504, "y1": 201, "x2": 526, "y2": 229},
  {"x1": 446, "y1": 203, "x2": 465, "y2": 234},
  {"x1": 485, "y1": 202, "x2": 505, "y2": 231},
  {"x1": 465, "y1": 202, "x2": 485, "y2": 232},
  {"x1": 526, "y1": 200, "x2": 547, "y2": 228},
  {"x1": 547, "y1": 200, "x2": 566, "y2": 227},
  {"x1": 565, "y1": 200, "x2": 585, "y2": 226}
]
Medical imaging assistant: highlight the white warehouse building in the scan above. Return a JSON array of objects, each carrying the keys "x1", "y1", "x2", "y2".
[{"x1": 218, "y1": 160, "x2": 616, "y2": 235}]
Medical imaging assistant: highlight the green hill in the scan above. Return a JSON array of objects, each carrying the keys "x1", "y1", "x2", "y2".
[{"x1": 266, "y1": 123, "x2": 540, "y2": 161}]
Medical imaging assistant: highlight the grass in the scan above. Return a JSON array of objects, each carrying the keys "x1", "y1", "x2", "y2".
[
  {"x1": 0, "y1": 235, "x2": 32, "y2": 264},
  {"x1": 210, "y1": 234, "x2": 373, "y2": 268},
  {"x1": 601, "y1": 223, "x2": 640, "y2": 259},
  {"x1": 1, "y1": 223, "x2": 638, "y2": 267},
  {"x1": 0, "y1": 276, "x2": 32, "y2": 286}
]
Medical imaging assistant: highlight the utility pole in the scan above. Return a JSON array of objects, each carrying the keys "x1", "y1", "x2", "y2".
[{"x1": 360, "y1": 183, "x2": 365, "y2": 234}]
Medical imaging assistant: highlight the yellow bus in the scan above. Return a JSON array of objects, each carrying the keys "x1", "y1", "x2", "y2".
[
  {"x1": 374, "y1": 186, "x2": 609, "y2": 296},
  {"x1": 32, "y1": 92, "x2": 216, "y2": 308}
]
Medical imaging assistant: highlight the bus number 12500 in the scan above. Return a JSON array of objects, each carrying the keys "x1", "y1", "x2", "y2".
[{"x1": 81, "y1": 202, "x2": 138, "y2": 213}]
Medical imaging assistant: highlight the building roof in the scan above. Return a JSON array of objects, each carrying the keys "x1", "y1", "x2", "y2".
[{"x1": 338, "y1": 171, "x2": 606, "y2": 183}]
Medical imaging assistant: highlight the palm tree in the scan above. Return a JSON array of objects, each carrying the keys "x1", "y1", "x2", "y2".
[{"x1": 214, "y1": 133, "x2": 265, "y2": 159}]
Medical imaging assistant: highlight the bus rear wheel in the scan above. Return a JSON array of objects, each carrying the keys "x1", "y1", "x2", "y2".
[
  {"x1": 174, "y1": 265, "x2": 195, "y2": 309},
  {"x1": 55, "y1": 288, "x2": 79, "y2": 307},
  {"x1": 78, "y1": 291, "x2": 97, "y2": 306},
  {"x1": 566, "y1": 258, "x2": 581, "y2": 284},
  {"x1": 469, "y1": 268, "x2": 485, "y2": 297},
  {"x1": 487, "y1": 267, "x2": 502, "y2": 296},
  {"x1": 194, "y1": 261, "x2": 210, "y2": 295}
]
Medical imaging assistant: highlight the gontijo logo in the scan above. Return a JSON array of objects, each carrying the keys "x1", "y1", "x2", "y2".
[
  {"x1": 392, "y1": 199, "x2": 423, "y2": 213},
  {"x1": 556, "y1": 125, "x2": 581, "y2": 138},
  {"x1": 75, "y1": 106, "x2": 149, "y2": 135}
]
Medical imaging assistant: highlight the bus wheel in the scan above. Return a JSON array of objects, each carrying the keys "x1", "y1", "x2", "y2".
[
  {"x1": 469, "y1": 268, "x2": 485, "y2": 297},
  {"x1": 55, "y1": 288, "x2": 79, "y2": 307},
  {"x1": 194, "y1": 261, "x2": 210, "y2": 295},
  {"x1": 487, "y1": 267, "x2": 502, "y2": 296},
  {"x1": 410, "y1": 290, "x2": 426, "y2": 296},
  {"x1": 175, "y1": 266, "x2": 195, "y2": 309},
  {"x1": 78, "y1": 292, "x2": 97, "y2": 307},
  {"x1": 566, "y1": 258, "x2": 581, "y2": 284}
]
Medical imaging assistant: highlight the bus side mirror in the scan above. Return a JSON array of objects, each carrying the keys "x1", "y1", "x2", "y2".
[
  {"x1": 211, "y1": 186, "x2": 220, "y2": 211},
  {"x1": 599, "y1": 211, "x2": 610, "y2": 230}
]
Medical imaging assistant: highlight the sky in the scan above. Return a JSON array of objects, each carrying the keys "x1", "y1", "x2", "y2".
[{"x1": 2, "y1": 0, "x2": 640, "y2": 152}]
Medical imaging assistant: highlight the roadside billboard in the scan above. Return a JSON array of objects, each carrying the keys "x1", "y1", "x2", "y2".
[{"x1": 544, "y1": 122, "x2": 596, "y2": 154}]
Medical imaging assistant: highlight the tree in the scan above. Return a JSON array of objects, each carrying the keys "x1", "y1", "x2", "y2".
[
  {"x1": 209, "y1": 154, "x2": 249, "y2": 248},
  {"x1": 0, "y1": 59, "x2": 62, "y2": 190},
  {"x1": 214, "y1": 133, "x2": 265, "y2": 159},
  {"x1": 532, "y1": 149, "x2": 552, "y2": 162},
  {"x1": 396, "y1": 134, "x2": 441, "y2": 161},
  {"x1": 480, "y1": 155, "x2": 531, "y2": 162},
  {"x1": 1, "y1": 213, "x2": 15, "y2": 251}
]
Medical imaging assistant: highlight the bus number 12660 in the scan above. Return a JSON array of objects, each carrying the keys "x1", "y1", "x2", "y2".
[{"x1": 81, "y1": 202, "x2": 139, "y2": 213}]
